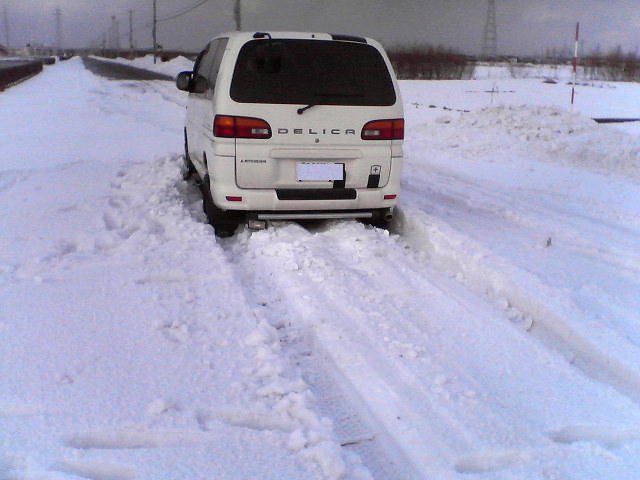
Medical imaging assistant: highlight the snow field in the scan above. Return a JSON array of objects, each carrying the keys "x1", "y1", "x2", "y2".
[{"x1": 2, "y1": 57, "x2": 640, "y2": 479}]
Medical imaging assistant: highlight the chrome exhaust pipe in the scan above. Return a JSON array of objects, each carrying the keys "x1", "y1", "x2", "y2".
[{"x1": 247, "y1": 219, "x2": 267, "y2": 231}]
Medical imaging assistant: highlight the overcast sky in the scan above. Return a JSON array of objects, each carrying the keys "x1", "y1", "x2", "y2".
[{"x1": 2, "y1": 0, "x2": 639, "y2": 56}]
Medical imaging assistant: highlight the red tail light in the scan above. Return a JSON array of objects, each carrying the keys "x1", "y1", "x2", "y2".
[
  {"x1": 361, "y1": 118, "x2": 404, "y2": 140},
  {"x1": 214, "y1": 115, "x2": 272, "y2": 139}
]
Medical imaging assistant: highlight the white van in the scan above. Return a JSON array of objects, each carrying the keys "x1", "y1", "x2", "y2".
[{"x1": 176, "y1": 31, "x2": 404, "y2": 237}]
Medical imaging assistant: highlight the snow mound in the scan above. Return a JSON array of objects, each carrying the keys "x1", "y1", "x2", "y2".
[
  {"x1": 460, "y1": 105, "x2": 596, "y2": 140},
  {"x1": 105, "y1": 54, "x2": 195, "y2": 78},
  {"x1": 127, "y1": 54, "x2": 195, "y2": 77},
  {"x1": 424, "y1": 105, "x2": 640, "y2": 181}
]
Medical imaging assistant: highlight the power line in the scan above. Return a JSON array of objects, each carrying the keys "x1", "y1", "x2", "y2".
[
  {"x1": 157, "y1": 0, "x2": 212, "y2": 23},
  {"x1": 95, "y1": 0, "x2": 216, "y2": 52}
]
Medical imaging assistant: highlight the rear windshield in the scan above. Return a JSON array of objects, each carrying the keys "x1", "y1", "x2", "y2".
[{"x1": 230, "y1": 39, "x2": 396, "y2": 106}]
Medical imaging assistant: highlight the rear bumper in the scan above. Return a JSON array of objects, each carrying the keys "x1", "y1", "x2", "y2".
[
  {"x1": 205, "y1": 152, "x2": 402, "y2": 215},
  {"x1": 212, "y1": 187, "x2": 399, "y2": 212}
]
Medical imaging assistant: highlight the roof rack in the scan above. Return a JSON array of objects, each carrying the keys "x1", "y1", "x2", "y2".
[{"x1": 330, "y1": 34, "x2": 367, "y2": 44}]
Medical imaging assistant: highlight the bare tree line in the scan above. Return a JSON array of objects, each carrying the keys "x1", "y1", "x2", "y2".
[
  {"x1": 584, "y1": 46, "x2": 640, "y2": 82},
  {"x1": 388, "y1": 46, "x2": 474, "y2": 80},
  {"x1": 387, "y1": 44, "x2": 640, "y2": 82}
]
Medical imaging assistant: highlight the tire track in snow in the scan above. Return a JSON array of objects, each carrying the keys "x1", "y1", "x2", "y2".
[
  {"x1": 402, "y1": 172, "x2": 640, "y2": 274},
  {"x1": 223, "y1": 219, "x2": 640, "y2": 479},
  {"x1": 231, "y1": 222, "x2": 529, "y2": 478},
  {"x1": 221, "y1": 227, "x2": 412, "y2": 480},
  {"x1": 395, "y1": 201, "x2": 640, "y2": 406}
]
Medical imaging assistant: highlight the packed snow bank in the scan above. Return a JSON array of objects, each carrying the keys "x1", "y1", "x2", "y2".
[
  {"x1": 420, "y1": 105, "x2": 640, "y2": 181},
  {"x1": 101, "y1": 54, "x2": 194, "y2": 79}
]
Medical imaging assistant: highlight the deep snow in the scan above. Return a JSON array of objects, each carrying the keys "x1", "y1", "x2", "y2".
[{"x1": 1, "y1": 57, "x2": 639, "y2": 480}]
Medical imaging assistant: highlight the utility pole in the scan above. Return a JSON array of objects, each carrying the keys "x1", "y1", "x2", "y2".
[
  {"x1": 129, "y1": 9, "x2": 134, "y2": 53},
  {"x1": 110, "y1": 15, "x2": 115, "y2": 49},
  {"x1": 54, "y1": 7, "x2": 62, "y2": 54},
  {"x1": 3, "y1": 5, "x2": 10, "y2": 48},
  {"x1": 114, "y1": 16, "x2": 120, "y2": 50},
  {"x1": 234, "y1": 0, "x2": 242, "y2": 31},
  {"x1": 109, "y1": 15, "x2": 120, "y2": 51},
  {"x1": 571, "y1": 22, "x2": 580, "y2": 106},
  {"x1": 152, "y1": 0, "x2": 157, "y2": 64}
]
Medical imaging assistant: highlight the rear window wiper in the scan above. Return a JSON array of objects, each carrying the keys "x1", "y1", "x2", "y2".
[
  {"x1": 297, "y1": 93, "x2": 364, "y2": 115},
  {"x1": 297, "y1": 104, "x2": 316, "y2": 115}
]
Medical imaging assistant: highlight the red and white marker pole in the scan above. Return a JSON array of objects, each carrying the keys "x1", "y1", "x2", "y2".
[{"x1": 571, "y1": 22, "x2": 580, "y2": 105}]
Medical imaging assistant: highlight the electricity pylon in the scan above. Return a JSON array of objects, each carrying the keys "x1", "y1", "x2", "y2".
[{"x1": 482, "y1": 0, "x2": 498, "y2": 60}]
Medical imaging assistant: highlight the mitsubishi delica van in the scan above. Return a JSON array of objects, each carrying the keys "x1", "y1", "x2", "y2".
[{"x1": 176, "y1": 31, "x2": 404, "y2": 237}]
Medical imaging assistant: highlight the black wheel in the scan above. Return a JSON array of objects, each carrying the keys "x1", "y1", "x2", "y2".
[
  {"x1": 201, "y1": 175, "x2": 241, "y2": 237},
  {"x1": 182, "y1": 129, "x2": 196, "y2": 180}
]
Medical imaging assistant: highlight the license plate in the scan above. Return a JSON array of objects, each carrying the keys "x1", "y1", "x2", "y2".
[{"x1": 297, "y1": 163, "x2": 344, "y2": 182}]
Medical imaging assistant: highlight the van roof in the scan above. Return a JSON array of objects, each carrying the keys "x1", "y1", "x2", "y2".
[{"x1": 209, "y1": 31, "x2": 372, "y2": 45}]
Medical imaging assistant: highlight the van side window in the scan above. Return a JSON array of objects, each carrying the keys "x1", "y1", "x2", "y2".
[
  {"x1": 192, "y1": 45, "x2": 209, "y2": 75},
  {"x1": 206, "y1": 38, "x2": 228, "y2": 93},
  {"x1": 195, "y1": 41, "x2": 216, "y2": 85},
  {"x1": 192, "y1": 39, "x2": 228, "y2": 95}
]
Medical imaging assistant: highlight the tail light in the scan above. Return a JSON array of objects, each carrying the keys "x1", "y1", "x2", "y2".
[
  {"x1": 214, "y1": 115, "x2": 272, "y2": 139},
  {"x1": 361, "y1": 118, "x2": 404, "y2": 140}
]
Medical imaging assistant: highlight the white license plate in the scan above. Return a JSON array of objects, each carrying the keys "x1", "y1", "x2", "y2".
[{"x1": 297, "y1": 163, "x2": 344, "y2": 182}]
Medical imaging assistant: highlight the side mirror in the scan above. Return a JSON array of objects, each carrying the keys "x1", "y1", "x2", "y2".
[
  {"x1": 191, "y1": 74, "x2": 208, "y2": 94},
  {"x1": 176, "y1": 71, "x2": 192, "y2": 91}
]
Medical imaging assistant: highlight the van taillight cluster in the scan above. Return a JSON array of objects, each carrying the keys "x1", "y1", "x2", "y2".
[
  {"x1": 214, "y1": 115, "x2": 272, "y2": 139},
  {"x1": 361, "y1": 118, "x2": 404, "y2": 140}
]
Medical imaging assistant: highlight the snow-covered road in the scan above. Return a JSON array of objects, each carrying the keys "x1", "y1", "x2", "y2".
[{"x1": 1, "y1": 57, "x2": 639, "y2": 480}]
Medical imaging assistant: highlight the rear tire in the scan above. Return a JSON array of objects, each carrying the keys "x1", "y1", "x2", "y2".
[{"x1": 201, "y1": 175, "x2": 241, "y2": 237}]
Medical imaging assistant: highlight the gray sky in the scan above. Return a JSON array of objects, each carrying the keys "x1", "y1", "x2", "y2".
[{"x1": 2, "y1": 0, "x2": 639, "y2": 56}]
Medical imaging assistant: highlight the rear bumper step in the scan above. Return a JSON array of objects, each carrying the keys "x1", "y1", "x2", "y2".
[
  {"x1": 257, "y1": 210, "x2": 373, "y2": 220},
  {"x1": 276, "y1": 188, "x2": 357, "y2": 200}
]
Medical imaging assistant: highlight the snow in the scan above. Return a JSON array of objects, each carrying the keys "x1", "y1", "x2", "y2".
[
  {"x1": 1, "y1": 58, "x2": 640, "y2": 479},
  {"x1": 97, "y1": 54, "x2": 195, "y2": 79}
]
